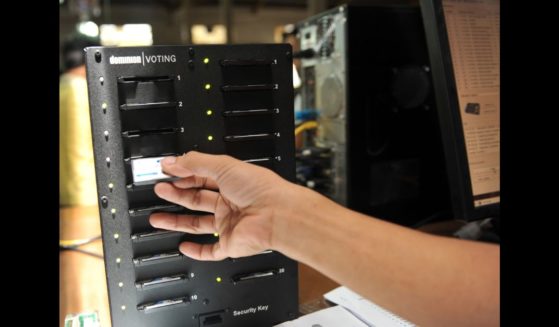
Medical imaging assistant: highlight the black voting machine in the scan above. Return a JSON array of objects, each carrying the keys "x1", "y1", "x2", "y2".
[{"x1": 85, "y1": 45, "x2": 298, "y2": 327}]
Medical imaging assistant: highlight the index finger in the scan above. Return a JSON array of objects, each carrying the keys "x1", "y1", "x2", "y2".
[
  {"x1": 179, "y1": 241, "x2": 227, "y2": 261},
  {"x1": 161, "y1": 151, "x2": 239, "y2": 184}
]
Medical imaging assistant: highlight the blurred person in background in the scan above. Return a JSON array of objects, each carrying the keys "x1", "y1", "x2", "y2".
[{"x1": 59, "y1": 34, "x2": 100, "y2": 207}]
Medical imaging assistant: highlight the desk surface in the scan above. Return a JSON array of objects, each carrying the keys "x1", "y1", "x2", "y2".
[{"x1": 59, "y1": 206, "x2": 339, "y2": 327}]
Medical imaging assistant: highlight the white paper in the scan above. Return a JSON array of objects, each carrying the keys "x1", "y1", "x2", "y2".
[
  {"x1": 274, "y1": 305, "x2": 368, "y2": 327},
  {"x1": 324, "y1": 287, "x2": 416, "y2": 327}
]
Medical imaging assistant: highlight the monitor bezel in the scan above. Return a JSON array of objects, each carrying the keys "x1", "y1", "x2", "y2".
[{"x1": 420, "y1": 0, "x2": 500, "y2": 221}]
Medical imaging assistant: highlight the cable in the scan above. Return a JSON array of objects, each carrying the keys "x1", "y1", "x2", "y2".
[
  {"x1": 295, "y1": 120, "x2": 318, "y2": 136},
  {"x1": 59, "y1": 235, "x2": 102, "y2": 248},
  {"x1": 60, "y1": 246, "x2": 103, "y2": 259},
  {"x1": 59, "y1": 235, "x2": 103, "y2": 260}
]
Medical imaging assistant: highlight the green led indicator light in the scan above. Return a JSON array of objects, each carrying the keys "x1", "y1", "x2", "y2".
[
  {"x1": 204, "y1": 83, "x2": 211, "y2": 90},
  {"x1": 216, "y1": 277, "x2": 222, "y2": 283},
  {"x1": 207, "y1": 135, "x2": 214, "y2": 141},
  {"x1": 203, "y1": 57, "x2": 210, "y2": 64},
  {"x1": 206, "y1": 109, "x2": 213, "y2": 116}
]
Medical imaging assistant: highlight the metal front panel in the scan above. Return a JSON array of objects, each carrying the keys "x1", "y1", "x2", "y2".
[{"x1": 85, "y1": 45, "x2": 298, "y2": 327}]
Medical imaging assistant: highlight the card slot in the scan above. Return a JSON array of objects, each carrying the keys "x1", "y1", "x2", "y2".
[
  {"x1": 220, "y1": 59, "x2": 277, "y2": 66},
  {"x1": 221, "y1": 84, "x2": 278, "y2": 92},
  {"x1": 133, "y1": 251, "x2": 183, "y2": 267},
  {"x1": 224, "y1": 132, "x2": 280, "y2": 142},
  {"x1": 222, "y1": 108, "x2": 279, "y2": 117},
  {"x1": 120, "y1": 101, "x2": 178, "y2": 111},
  {"x1": 137, "y1": 297, "x2": 190, "y2": 313},
  {"x1": 135, "y1": 274, "x2": 188, "y2": 291}
]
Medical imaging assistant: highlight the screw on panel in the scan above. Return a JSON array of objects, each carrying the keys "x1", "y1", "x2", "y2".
[
  {"x1": 99, "y1": 76, "x2": 104, "y2": 85},
  {"x1": 188, "y1": 59, "x2": 194, "y2": 69},
  {"x1": 188, "y1": 47, "x2": 195, "y2": 57},
  {"x1": 106, "y1": 157, "x2": 110, "y2": 167},
  {"x1": 104, "y1": 131, "x2": 109, "y2": 141},
  {"x1": 101, "y1": 196, "x2": 108, "y2": 208},
  {"x1": 95, "y1": 51, "x2": 102, "y2": 62}
]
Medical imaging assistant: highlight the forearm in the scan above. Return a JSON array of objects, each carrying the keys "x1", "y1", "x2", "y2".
[{"x1": 272, "y1": 184, "x2": 499, "y2": 327}]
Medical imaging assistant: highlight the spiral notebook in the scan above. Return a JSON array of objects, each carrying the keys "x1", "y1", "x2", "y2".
[{"x1": 324, "y1": 287, "x2": 416, "y2": 327}]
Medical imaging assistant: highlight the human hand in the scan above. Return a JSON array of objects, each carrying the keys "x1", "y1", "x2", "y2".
[{"x1": 149, "y1": 151, "x2": 297, "y2": 261}]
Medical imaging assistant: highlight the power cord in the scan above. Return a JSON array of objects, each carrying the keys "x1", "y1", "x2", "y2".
[{"x1": 59, "y1": 235, "x2": 103, "y2": 259}]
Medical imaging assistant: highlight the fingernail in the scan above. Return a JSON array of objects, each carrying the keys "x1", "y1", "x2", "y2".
[
  {"x1": 162, "y1": 156, "x2": 177, "y2": 165},
  {"x1": 149, "y1": 216, "x2": 166, "y2": 228}
]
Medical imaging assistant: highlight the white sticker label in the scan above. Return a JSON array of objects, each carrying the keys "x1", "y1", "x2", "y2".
[{"x1": 131, "y1": 157, "x2": 171, "y2": 183}]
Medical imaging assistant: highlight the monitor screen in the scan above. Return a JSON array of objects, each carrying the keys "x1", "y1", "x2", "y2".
[{"x1": 420, "y1": 0, "x2": 500, "y2": 220}]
